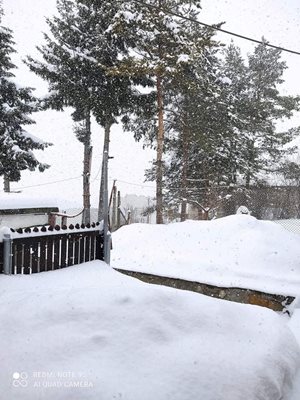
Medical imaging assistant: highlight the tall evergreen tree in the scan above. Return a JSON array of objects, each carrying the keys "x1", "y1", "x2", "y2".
[
  {"x1": 0, "y1": 5, "x2": 50, "y2": 192},
  {"x1": 162, "y1": 44, "x2": 231, "y2": 220},
  {"x1": 26, "y1": 0, "x2": 136, "y2": 223},
  {"x1": 162, "y1": 40, "x2": 300, "y2": 219},
  {"x1": 243, "y1": 40, "x2": 300, "y2": 186},
  {"x1": 112, "y1": 0, "x2": 214, "y2": 223}
]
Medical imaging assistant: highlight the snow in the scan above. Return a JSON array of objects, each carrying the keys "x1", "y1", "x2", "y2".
[
  {"x1": 0, "y1": 222, "x2": 102, "y2": 242},
  {"x1": 21, "y1": 130, "x2": 47, "y2": 145},
  {"x1": 177, "y1": 54, "x2": 190, "y2": 63},
  {"x1": 288, "y1": 301, "x2": 300, "y2": 399},
  {"x1": 0, "y1": 192, "x2": 81, "y2": 211},
  {"x1": 274, "y1": 219, "x2": 300, "y2": 235},
  {"x1": 220, "y1": 76, "x2": 232, "y2": 85},
  {"x1": 0, "y1": 261, "x2": 299, "y2": 400},
  {"x1": 0, "y1": 193, "x2": 58, "y2": 210},
  {"x1": 111, "y1": 215, "x2": 300, "y2": 296}
]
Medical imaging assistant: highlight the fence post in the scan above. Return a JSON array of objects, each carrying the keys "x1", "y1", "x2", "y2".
[
  {"x1": 62, "y1": 211, "x2": 67, "y2": 226},
  {"x1": 112, "y1": 185, "x2": 117, "y2": 231},
  {"x1": 117, "y1": 191, "x2": 121, "y2": 229},
  {"x1": 3, "y1": 233, "x2": 12, "y2": 275},
  {"x1": 106, "y1": 232, "x2": 112, "y2": 265},
  {"x1": 127, "y1": 210, "x2": 131, "y2": 225}
]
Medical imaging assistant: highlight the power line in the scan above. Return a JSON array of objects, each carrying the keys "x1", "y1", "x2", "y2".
[
  {"x1": 107, "y1": 178, "x2": 237, "y2": 192},
  {"x1": 131, "y1": 0, "x2": 300, "y2": 56},
  {"x1": 6, "y1": 175, "x2": 82, "y2": 191},
  {"x1": 113, "y1": 178, "x2": 156, "y2": 189},
  {"x1": 91, "y1": 159, "x2": 103, "y2": 183}
]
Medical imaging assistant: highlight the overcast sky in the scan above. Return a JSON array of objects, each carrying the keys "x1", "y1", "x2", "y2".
[{"x1": 2, "y1": 0, "x2": 300, "y2": 208}]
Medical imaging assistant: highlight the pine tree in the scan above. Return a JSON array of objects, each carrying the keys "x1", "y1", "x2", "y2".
[
  {"x1": 162, "y1": 40, "x2": 300, "y2": 220},
  {"x1": 0, "y1": 6, "x2": 50, "y2": 192},
  {"x1": 243, "y1": 40, "x2": 300, "y2": 186},
  {"x1": 162, "y1": 44, "x2": 232, "y2": 220},
  {"x1": 111, "y1": 0, "x2": 211, "y2": 223},
  {"x1": 26, "y1": 0, "x2": 135, "y2": 223}
]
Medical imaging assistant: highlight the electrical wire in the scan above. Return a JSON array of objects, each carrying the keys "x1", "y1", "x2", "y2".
[
  {"x1": 130, "y1": 0, "x2": 300, "y2": 56},
  {"x1": 5, "y1": 175, "x2": 82, "y2": 192},
  {"x1": 113, "y1": 178, "x2": 155, "y2": 189}
]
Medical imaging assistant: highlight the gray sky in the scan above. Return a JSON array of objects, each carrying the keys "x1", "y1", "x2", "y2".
[{"x1": 2, "y1": 0, "x2": 300, "y2": 208}]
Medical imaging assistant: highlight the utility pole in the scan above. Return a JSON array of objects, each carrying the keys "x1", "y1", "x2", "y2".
[{"x1": 99, "y1": 122, "x2": 112, "y2": 264}]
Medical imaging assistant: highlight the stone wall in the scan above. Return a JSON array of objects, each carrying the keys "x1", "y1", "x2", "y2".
[{"x1": 115, "y1": 268, "x2": 295, "y2": 313}]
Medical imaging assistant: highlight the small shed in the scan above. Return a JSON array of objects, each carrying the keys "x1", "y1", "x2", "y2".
[{"x1": 0, "y1": 194, "x2": 59, "y2": 229}]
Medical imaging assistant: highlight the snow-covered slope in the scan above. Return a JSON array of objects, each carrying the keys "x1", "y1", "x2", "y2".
[
  {"x1": 0, "y1": 261, "x2": 299, "y2": 400},
  {"x1": 112, "y1": 215, "x2": 300, "y2": 296},
  {"x1": 288, "y1": 299, "x2": 300, "y2": 399}
]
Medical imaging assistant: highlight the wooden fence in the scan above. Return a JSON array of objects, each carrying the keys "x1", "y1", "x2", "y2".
[{"x1": 0, "y1": 223, "x2": 103, "y2": 275}]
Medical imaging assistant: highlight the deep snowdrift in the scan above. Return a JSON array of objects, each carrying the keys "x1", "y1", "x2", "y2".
[
  {"x1": 0, "y1": 262, "x2": 299, "y2": 400},
  {"x1": 112, "y1": 215, "x2": 300, "y2": 295},
  {"x1": 289, "y1": 300, "x2": 300, "y2": 400}
]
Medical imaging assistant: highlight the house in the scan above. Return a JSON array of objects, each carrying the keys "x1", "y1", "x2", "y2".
[{"x1": 0, "y1": 193, "x2": 59, "y2": 229}]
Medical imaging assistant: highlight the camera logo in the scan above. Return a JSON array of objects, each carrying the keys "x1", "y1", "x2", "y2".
[{"x1": 12, "y1": 372, "x2": 28, "y2": 387}]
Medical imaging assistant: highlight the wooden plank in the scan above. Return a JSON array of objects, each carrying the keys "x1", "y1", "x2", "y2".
[
  {"x1": 79, "y1": 234, "x2": 85, "y2": 264},
  {"x1": 46, "y1": 238, "x2": 54, "y2": 271},
  {"x1": 85, "y1": 234, "x2": 91, "y2": 262},
  {"x1": 23, "y1": 243, "x2": 31, "y2": 274},
  {"x1": 60, "y1": 235, "x2": 68, "y2": 268},
  {"x1": 31, "y1": 241, "x2": 39, "y2": 274},
  {"x1": 11, "y1": 243, "x2": 16, "y2": 274},
  {"x1": 53, "y1": 237, "x2": 60, "y2": 269},
  {"x1": 39, "y1": 238, "x2": 47, "y2": 272},
  {"x1": 67, "y1": 234, "x2": 75, "y2": 266},
  {"x1": 74, "y1": 234, "x2": 80, "y2": 265},
  {"x1": 15, "y1": 243, "x2": 23, "y2": 274},
  {"x1": 96, "y1": 233, "x2": 104, "y2": 260},
  {"x1": 90, "y1": 232, "x2": 96, "y2": 261},
  {"x1": 11, "y1": 243, "x2": 17, "y2": 275},
  {"x1": 0, "y1": 243, "x2": 3, "y2": 274}
]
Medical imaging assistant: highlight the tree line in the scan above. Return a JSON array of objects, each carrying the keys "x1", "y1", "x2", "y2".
[{"x1": 1, "y1": 0, "x2": 299, "y2": 222}]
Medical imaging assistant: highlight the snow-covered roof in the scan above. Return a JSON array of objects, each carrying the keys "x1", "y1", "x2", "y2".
[{"x1": 0, "y1": 193, "x2": 58, "y2": 210}]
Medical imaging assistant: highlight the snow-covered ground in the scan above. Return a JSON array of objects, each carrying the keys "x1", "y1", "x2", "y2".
[
  {"x1": 274, "y1": 219, "x2": 300, "y2": 235},
  {"x1": 288, "y1": 300, "x2": 300, "y2": 400},
  {"x1": 0, "y1": 261, "x2": 299, "y2": 400},
  {"x1": 111, "y1": 215, "x2": 300, "y2": 296}
]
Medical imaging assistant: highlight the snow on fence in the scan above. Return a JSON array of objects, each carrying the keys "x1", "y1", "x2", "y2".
[{"x1": 0, "y1": 223, "x2": 104, "y2": 275}]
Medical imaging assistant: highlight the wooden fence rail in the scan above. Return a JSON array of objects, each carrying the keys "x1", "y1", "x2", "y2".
[{"x1": 0, "y1": 223, "x2": 104, "y2": 275}]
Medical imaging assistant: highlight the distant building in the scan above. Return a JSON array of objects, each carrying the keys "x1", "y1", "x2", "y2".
[{"x1": 0, "y1": 194, "x2": 59, "y2": 229}]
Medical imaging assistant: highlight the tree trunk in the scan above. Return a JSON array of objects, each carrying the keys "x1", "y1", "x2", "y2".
[
  {"x1": 203, "y1": 209, "x2": 209, "y2": 220},
  {"x1": 246, "y1": 139, "x2": 255, "y2": 189},
  {"x1": 82, "y1": 110, "x2": 92, "y2": 225},
  {"x1": 3, "y1": 175, "x2": 10, "y2": 193},
  {"x1": 180, "y1": 109, "x2": 189, "y2": 222},
  {"x1": 156, "y1": 74, "x2": 164, "y2": 224},
  {"x1": 98, "y1": 122, "x2": 111, "y2": 221}
]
